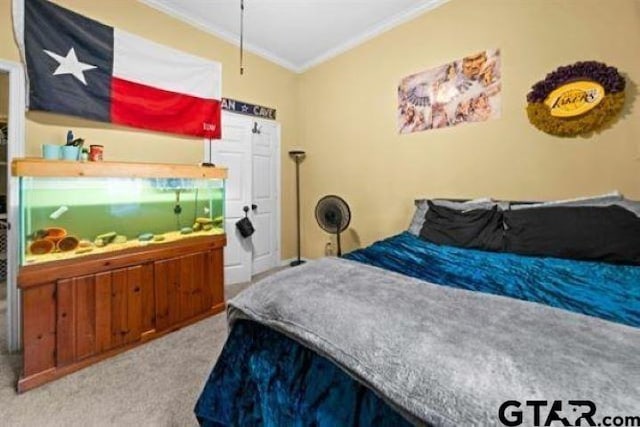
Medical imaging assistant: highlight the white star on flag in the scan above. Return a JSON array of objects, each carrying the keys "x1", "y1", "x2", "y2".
[{"x1": 43, "y1": 47, "x2": 97, "y2": 85}]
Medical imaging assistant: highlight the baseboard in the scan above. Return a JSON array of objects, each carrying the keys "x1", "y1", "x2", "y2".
[{"x1": 280, "y1": 257, "x2": 310, "y2": 267}]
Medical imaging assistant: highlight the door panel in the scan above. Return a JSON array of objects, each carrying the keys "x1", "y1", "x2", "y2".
[
  {"x1": 154, "y1": 259, "x2": 170, "y2": 332},
  {"x1": 110, "y1": 269, "x2": 128, "y2": 349},
  {"x1": 56, "y1": 279, "x2": 76, "y2": 366},
  {"x1": 154, "y1": 257, "x2": 181, "y2": 332},
  {"x1": 140, "y1": 263, "x2": 155, "y2": 334},
  {"x1": 210, "y1": 249, "x2": 224, "y2": 306},
  {"x1": 75, "y1": 275, "x2": 96, "y2": 360},
  {"x1": 179, "y1": 254, "x2": 195, "y2": 321},
  {"x1": 125, "y1": 266, "x2": 143, "y2": 345},
  {"x1": 208, "y1": 113, "x2": 253, "y2": 284},
  {"x1": 22, "y1": 283, "x2": 56, "y2": 376},
  {"x1": 94, "y1": 272, "x2": 112, "y2": 353},
  {"x1": 251, "y1": 121, "x2": 279, "y2": 275},
  {"x1": 251, "y1": 213, "x2": 271, "y2": 259},
  {"x1": 252, "y1": 155, "x2": 271, "y2": 199}
]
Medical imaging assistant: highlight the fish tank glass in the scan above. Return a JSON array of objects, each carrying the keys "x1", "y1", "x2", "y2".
[{"x1": 19, "y1": 176, "x2": 225, "y2": 266}]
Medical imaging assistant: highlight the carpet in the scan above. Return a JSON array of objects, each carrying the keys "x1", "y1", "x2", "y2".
[{"x1": 0, "y1": 273, "x2": 275, "y2": 426}]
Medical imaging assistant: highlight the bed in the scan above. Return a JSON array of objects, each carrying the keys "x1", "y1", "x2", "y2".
[{"x1": 195, "y1": 197, "x2": 640, "y2": 426}]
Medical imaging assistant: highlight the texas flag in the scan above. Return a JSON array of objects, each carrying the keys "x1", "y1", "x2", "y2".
[{"x1": 14, "y1": 0, "x2": 222, "y2": 138}]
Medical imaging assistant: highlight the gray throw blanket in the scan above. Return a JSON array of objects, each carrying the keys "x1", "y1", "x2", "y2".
[{"x1": 228, "y1": 258, "x2": 640, "y2": 426}]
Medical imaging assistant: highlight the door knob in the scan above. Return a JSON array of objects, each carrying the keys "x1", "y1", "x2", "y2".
[
  {"x1": 243, "y1": 206, "x2": 249, "y2": 214},
  {"x1": 251, "y1": 204, "x2": 258, "y2": 210}
]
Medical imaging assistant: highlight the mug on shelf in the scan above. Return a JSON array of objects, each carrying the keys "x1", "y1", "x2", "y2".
[
  {"x1": 60, "y1": 145, "x2": 80, "y2": 161},
  {"x1": 42, "y1": 144, "x2": 61, "y2": 160},
  {"x1": 89, "y1": 144, "x2": 104, "y2": 161}
]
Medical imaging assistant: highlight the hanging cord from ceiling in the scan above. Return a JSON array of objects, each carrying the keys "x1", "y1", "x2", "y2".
[{"x1": 240, "y1": 0, "x2": 245, "y2": 75}]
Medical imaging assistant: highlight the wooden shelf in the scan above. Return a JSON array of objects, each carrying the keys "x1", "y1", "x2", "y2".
[{"x1": 12, "y1": 158, "x2": 227, "y2": 179}]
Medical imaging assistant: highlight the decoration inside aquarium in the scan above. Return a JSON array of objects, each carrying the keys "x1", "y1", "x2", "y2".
[
  {"x1": 23, "y1": 177, "x2": 225, "y2": 266},
  {"x1": 25, "y1": 223, "x2": 224, "y2": 265}
]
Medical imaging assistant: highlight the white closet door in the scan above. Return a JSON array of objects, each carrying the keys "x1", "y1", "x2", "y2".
[
  {"x1": 205, "y1": 113, "x2": 281, "y2": 285},
  {"x1": 207, "y1": 113, "x2": 252, "y2": 285},
  {"x1": 251, "y1": 120, "x2": 280, "y2": 275}
]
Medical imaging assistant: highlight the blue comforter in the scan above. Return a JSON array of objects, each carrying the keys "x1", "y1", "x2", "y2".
[
  {"x1": 346, "y1": 232, "x2": 640, "y2": 328},
  {"x1": 195, "y1": 233, "x2": 640, "y2": 426}
]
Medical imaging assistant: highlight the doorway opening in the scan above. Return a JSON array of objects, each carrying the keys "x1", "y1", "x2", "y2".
[
  {"x1": 0, "y1": 71, "x2": 9, "y2": 354},
  {"x1": 0, "y1": 59, "x2": 26, "y2": 354}
]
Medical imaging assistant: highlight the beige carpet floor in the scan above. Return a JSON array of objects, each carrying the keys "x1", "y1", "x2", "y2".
[{"x1": 0, "y1": 268, "x2": 282, "y2": 426}]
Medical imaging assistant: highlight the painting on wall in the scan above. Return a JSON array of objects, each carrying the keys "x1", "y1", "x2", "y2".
[{"x1": 398, "y1": 49, "x2": 501, "y2": 134}]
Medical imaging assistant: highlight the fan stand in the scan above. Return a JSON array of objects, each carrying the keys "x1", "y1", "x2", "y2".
[{"x1": 335, "y1": 210, "x2": 343, "y2": 256}]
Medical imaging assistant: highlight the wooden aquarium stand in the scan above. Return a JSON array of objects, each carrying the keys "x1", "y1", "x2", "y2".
[
  {"x1": 13, "y1": 158, "x2": 228, "y2": 392},
  {"x1": 18, "y1": 235, "x2": 226, "y2": 393}
]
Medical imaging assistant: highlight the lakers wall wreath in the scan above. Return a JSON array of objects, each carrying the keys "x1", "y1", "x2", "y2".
[{"x1": 526, "y1": 61, "x2": 625, "y2": 137}]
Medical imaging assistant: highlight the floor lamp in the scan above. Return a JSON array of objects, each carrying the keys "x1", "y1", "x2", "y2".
[{"x1": 289, "y1": 149, "x2": 306, "y2": 267}]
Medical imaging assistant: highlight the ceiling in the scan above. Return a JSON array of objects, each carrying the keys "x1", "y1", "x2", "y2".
[{"x1": 140, "y1": 0, "x2": 448, "y2": 73}]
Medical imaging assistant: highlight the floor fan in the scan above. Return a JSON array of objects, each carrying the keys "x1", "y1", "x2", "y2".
[{"x1": 315, "y1": 195, "x2": 351, "y2": 256}]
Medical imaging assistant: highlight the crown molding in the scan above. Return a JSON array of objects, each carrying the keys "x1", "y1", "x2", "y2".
[
  {"x1": 297, "y1": 0, "x2": 449, "y2": 72},
  {"x1": 139, "y1": 0, "x2": 302, "y2": 72},
  {"x1": 139, "y1": 0, "x2": 449, "y2": 74}
]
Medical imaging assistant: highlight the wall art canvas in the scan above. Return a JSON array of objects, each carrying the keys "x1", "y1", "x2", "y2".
[{"x1": 398, "y1": 49, "x2": 501, "y2": 134}]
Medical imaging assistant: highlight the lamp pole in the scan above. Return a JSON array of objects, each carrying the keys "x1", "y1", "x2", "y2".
[{"x1": 289, "y1": 150, "x2": 306, "y2": 266}]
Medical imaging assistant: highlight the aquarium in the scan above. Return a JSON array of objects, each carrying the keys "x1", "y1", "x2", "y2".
[{"x1": 19, "y1": 176, "x2": 225, "y2": 266}]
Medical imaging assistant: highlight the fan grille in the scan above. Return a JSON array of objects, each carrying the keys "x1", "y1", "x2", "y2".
[{"x1": 315, "y1": 195, "x2": 351, "y2": 233}]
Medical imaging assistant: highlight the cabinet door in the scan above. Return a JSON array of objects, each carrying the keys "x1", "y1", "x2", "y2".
[
  {"x1": 56, "y1": 264, "x2": 154, "y2": 365},
  {"x1": 109, "y1": 264, "x2": 154, "y2": 348},
  {"x1": 22, "y1": 283, "x2": 56, "y2": 377},
  {"x1": 154, "y1": 249, "x2": 224, "y2": 331},
  {"x1": 110, "y1": 267, "x2": 143, "y2": 348},
  {"x1": 154, "y1": 257, "x2": 181, "y2": 332},
  {"x1": 57, "y1": 276, "x2": 94, "y2": 364},
  {"x1": 180, "y1": 251, "x2": 218, "y2": 320},
  {"x1": 208, "y1": 248, "x2": 224, "y2": 310}
]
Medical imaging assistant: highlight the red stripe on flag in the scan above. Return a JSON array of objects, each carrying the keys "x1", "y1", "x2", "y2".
[{"x1": 110, "y1": 77, "x2": 221, "y2": 138}]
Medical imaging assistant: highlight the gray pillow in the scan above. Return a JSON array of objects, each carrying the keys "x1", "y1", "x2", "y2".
[
  {"x1": 616, "y1": 198, "x2": 640, "y2": 217},
  {"x1": 507, "y1": 191, "x2": 640, "y2": 217},
  {"x1": 510, "y1": 191, "x2": 622, "y2": 210},
  {"x1": 408, "y1": 198, "x2": 496, "y2": 235},
  {"x1": 407, "y1": 192, "x2": 638, "y2": 236}
]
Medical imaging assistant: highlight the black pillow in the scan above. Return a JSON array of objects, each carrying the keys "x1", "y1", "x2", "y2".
[
  {"x1": 420, "y1": 201, "x2": 504, "y2": 251},
  {"x1": 504, "y1": 205, "x2": 640, "y2": 265}
]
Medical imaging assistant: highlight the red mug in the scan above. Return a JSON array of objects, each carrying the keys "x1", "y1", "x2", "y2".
[{"x1": 89, "y1": 145, "x2": 104, "y2": 161}]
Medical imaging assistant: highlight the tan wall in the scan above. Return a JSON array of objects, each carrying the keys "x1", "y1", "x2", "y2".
[
  {"x1": 0, "y1": 0, "x2": 298, "y2": 259},
  {"x1": 2, "y1": 0, "x2": 639, "y2": 262},
  {"x1": 298, "y1": 0, "x2": 640, "y2": 258}
]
